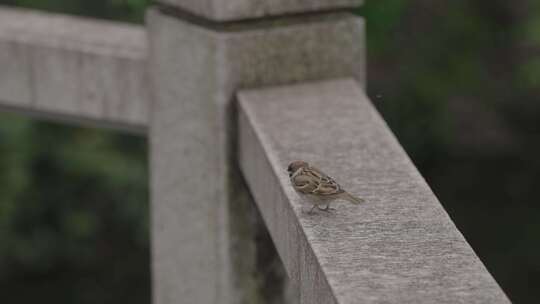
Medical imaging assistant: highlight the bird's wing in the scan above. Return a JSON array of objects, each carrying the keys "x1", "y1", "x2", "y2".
[
  {"x1": 294, "y1": 166, "x2": 344, "y2": 196},
  {"x1": 291, "y1": 171, "x2": 319, "y2": 194}
]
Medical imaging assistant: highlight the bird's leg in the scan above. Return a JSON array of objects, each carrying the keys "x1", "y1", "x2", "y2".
[{"x1": 308, "y1": 204, "x2": 318, "y2": 214}]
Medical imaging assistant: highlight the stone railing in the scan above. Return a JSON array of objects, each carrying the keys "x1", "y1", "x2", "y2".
[
  {"x1": 0, "y1": 2, "x2": 510, "y2": 303},
  {"x1": 0, "y1": 6, "x2": 148, "y2": 132}
]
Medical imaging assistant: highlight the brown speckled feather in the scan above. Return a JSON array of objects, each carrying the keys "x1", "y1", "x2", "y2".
[
  {"x1": 292, "y1": 166, "x2": 344, "y2": 196},
  {"x1": 288, "y1": 161, "x2": 365, "y2": 211}
]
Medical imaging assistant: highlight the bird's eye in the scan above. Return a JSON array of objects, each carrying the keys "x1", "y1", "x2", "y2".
[{"x1": 287, "y1": 164, "x2": 292, "y2": 172}]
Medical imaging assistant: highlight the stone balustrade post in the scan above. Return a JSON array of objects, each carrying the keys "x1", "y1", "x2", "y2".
[{"x1": 147, "y1": 1, "x2": 365, "y2": 303}]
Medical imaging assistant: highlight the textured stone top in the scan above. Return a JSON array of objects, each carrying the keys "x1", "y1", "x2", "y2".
[
  {"x1": 238, "y1": 79, "x2": 510, "y2": 303},
  {"x1": 157, "y1": 0, "x2": 363, "y2": 21}
]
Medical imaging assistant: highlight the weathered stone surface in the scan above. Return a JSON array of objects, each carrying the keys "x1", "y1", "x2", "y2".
[
  {"x1": 147, "y1": 9, "x2": 364, "y2": 304},
  {"x1": 238, "y1": 79, "x2": 510, "y2": 304},
  {"x1": 158, "y1": 0, "x2": 363, "y2": 21},
  {"x1": 0, "y1": 6, "x2": 149, "y2": 130}
]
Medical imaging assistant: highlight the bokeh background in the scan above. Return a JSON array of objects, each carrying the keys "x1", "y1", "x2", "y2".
[{"x1": 0, "y1": 0, "x2": 538, "y2": 303}]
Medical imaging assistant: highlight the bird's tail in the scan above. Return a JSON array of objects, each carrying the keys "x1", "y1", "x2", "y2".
[{"x1": 340, "y1": 192, "x2": 365, "y2": 204}]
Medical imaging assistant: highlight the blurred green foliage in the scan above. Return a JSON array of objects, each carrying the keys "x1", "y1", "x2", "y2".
[
  {"x1": 0, "y1": 114, "x2": 149, "y2": 303},
  {"x1": 0, "y1": 0, "x2": 539, "y2": 303}
]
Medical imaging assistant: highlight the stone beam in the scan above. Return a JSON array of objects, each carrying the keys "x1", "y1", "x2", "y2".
[{"x1": 238, "y1": 79, "x2": 510, "y2": 304}]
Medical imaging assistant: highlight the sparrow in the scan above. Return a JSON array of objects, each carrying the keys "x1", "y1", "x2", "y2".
[{"x1": 287, "y1": 160, "x2": 365, "y2": 213}]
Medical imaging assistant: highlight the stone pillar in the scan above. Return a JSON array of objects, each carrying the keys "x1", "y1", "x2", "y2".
[{"x1": 147, "y1": 1, "x2": 365, "y2": 303}]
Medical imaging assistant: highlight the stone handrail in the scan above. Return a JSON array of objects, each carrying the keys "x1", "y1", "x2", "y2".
[
  {"x1": 238, "y1": 78, "x2": 510, "y2": 304},
  {"x1": 0, "y1": 6, "x2": 148, "y2": 132}
]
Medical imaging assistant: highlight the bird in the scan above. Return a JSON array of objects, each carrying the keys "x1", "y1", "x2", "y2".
[{"x1": 287, "y1": 160, "x2": 365, "y2": 213}]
